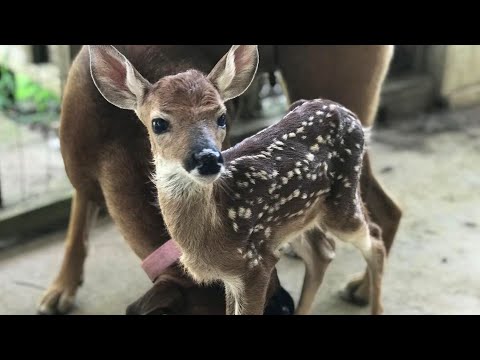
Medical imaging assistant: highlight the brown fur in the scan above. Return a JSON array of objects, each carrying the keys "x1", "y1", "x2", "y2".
[{"x1": 38, "y1": 45, "x2": 399, "y2": 315}]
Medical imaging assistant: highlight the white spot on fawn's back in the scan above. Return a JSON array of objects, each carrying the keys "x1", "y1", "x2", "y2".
[{"x1": 265, "y1": 227, "x2": 272, "y2": 238}]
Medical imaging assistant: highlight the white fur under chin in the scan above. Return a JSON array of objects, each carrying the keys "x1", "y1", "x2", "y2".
[
  {"x1": 153, "y1": 157, "x2": 224, "y2": 199},
  {"x1": 154, "y1": 158, "x2": 201, "y2": 199}
]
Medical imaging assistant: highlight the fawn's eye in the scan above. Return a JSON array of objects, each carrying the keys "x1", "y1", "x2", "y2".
[
  {"x1": 152, "y1": 118, "x2": 169, "y2": 134},
  {"x1": 217, "y1": 114, "x2": 227, "y2": 128}
]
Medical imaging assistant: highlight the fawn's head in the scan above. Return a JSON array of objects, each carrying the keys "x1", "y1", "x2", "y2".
[{"x1": 89, "y1": 45, "x2": 259, "y2": 185}]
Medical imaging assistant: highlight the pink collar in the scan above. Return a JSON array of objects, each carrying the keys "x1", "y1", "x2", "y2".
[{"x1": 141, "y1": 240, "x2": 182, "y2": 282}]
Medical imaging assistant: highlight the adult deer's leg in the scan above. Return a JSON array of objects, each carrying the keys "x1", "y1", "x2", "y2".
[
  {"x1": 38, "y1": 191, "x2": 99, "y2": 314},
  {"x1": 277, "y1": 45, "x2": 401, "y2": 305},
  {"x1": 97, "y1": 146, "x2": 168, "y2": 259}
]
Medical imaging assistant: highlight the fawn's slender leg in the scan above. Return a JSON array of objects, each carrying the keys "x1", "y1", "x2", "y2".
[
  {"x1": 327, "y1": 222, "x2": 386, "y2": 315},
  {"x1": 226, "y1": 264, "x2": 275, "y2": 315},
  {"x1": 364, "y1": 237, "x2": 386, "y2": 315},
  {"x1": 291, "y1": 228, "x2": 335, "y2": 315},
  {"x1": 224, "y1": 278, "x2": 246, "y2": 315},
  {"x1": 341, "y1": 153, "x2": 402, "y2": 304},
  {"x1": 240, "y1": 276, "x2": 271, "y2": 315},
  {"x1": 352, "y1": 229, "x2": 386, "y2": 315},
  {"x1": 225, "y1": 285, "x2": 236, "y2": 315},
  {"x1": 340, "y1": 154, "x2": 402, "y2": 305},
  {"x1": 38, "y1": 191, "x2": 99, "y2": 314}
]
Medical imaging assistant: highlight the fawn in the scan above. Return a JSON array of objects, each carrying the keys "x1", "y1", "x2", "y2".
[{"x1": 88, "y1": 44, "x2": 386, "y2": 315}]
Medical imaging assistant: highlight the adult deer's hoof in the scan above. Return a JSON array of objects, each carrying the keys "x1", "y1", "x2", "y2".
[{"x1": 37, "y1": 283, "x2": 78, "y2": 315}]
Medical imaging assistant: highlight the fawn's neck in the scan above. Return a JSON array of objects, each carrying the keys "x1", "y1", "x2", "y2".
[{"x1": 154, "y1": 160, "x2": 224, "y2": 253}]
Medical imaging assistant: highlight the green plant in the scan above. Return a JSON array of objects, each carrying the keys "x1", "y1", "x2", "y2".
[
  {"x1": 15, "y1": 73, "x2": 60, "y2": 112},
  {"x1": 0, "y1": 65, "x2": 15, "y2": 110},
  {"x1": 0, "y1": 62, "x2": 60, "y2": 113}
]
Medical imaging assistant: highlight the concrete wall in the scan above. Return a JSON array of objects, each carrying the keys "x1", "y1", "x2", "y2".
[
  {"x1": 427, "y1": 45, "x2": 480, "y2": 109},
  {"x1": 48, "y1": 46, "x2": 71, "y2": 99}
]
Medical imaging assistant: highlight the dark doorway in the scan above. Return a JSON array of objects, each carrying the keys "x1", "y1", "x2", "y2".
[
  {"x1": 388, "y1": 45, "x2": 426, "y2": 78},
  {"x1": 32, "y1": 45, "x2": 49, "y2": 64}
]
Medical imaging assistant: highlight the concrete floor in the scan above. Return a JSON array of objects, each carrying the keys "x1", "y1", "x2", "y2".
[{"x1": 1, "y1": 106, "x2": 480, "y2": 315}]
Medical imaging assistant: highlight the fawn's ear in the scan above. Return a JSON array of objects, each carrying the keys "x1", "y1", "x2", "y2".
[
  {"x1": 207, "y1": 45, "x2": 259, "y2": 102},
  {"x1": 88, "y1": 45, "x2": 151, "y2": 110}
]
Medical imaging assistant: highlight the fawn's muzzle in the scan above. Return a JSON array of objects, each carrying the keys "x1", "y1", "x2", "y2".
[{"x1": 186, "y1": 148, "x2": 224, "y2": 176}]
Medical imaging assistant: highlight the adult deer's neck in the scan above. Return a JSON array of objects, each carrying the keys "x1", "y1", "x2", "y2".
[{"x1": 154, "y1": 160, "x2": 224, "y2": 253}]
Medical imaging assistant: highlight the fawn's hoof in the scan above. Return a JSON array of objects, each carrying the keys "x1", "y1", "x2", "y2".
[
  {"x1": 38, "y1": 284, "x2": 78, "y2": 315},
  {"x1": 339, "y1": 274, "x2": 370, "y2": 307}
]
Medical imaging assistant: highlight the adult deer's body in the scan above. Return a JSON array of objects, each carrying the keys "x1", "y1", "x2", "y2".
[
  {"x1": 87, "y1": 45, "x2": 386, "y2": 315},
  {"x1": 39, "y1": 44, "x2": 399, "y2": 315}
]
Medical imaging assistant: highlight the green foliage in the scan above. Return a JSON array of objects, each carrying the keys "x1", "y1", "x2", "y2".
[
  {"x1": 0, "y1": 65, "x2": 15, "y2": 110},
  {"x1": 0, "y1": 65, "x2": 60, "y2": 113},
  {"x1": 15, "y1": 73, "x2": 60, "y2": 112}
]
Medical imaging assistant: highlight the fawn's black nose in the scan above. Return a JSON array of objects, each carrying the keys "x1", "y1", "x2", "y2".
[{"x1": 187, "y1": 148, "x2": 224, "y2": 176}]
